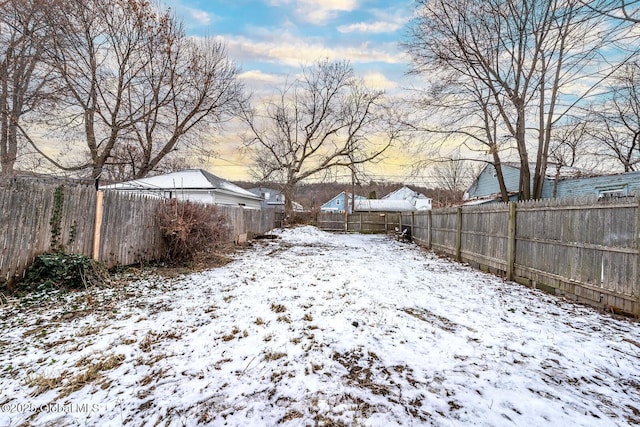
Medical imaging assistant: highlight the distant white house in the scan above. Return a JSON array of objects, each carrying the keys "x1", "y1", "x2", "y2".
[
  {"x1": 247, "y1": 187, "x2": 304, "y2": 212},
  {"x1": 354, "y1": 199, "x2": 415, "y2": 212},
  {"x1": 382, "y1": 186, "x2": 432, "y2": 211},
  {"x1": 100, "y1": 169, "x2": 263, "y2": 209}
]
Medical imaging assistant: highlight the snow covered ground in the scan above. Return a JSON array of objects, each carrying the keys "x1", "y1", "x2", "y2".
[{"x1": 1, "y1": 225, "x2": 640, "y2": 426}]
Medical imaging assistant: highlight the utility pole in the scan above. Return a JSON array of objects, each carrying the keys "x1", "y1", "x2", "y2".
[
  {"x1": 351, "y1": 165, "x2": 356, "y2": 215},
  {"x1": 344, "y1": 189, "x2": 349, "y2": 232}
]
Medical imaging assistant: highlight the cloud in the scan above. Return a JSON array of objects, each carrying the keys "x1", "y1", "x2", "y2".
[
  {"x1": 220, "y1": 33, "x2": 407, "y2": 67},
  {"x1": 238, "y1": 70, "x2": 284, "y2": 84},
  {"x1": 363, "y1": 72, "x2": 398, "y2": 90},
  {"x1": 337, "y1": 21, "x2": 403, "y2": 34},
  {"x1": 338, "y1": 7, "x2": 412, "y2": 34},
  {"x1": 267, "y1": 0, "x2": 359, "y2": 25},
  {"x1": 187, "y1": 8, "x2": 212, "y2": 26}
]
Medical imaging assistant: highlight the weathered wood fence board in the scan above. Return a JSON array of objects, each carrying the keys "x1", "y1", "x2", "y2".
[
  {"x1": 430, "y1": 208, "x2": 458, "y2": 256},
  {"x1": 425, "y1": 197, "x2": 640, "y2": 315},
  {"x1": 460, "y1": 205, "x2": 509, "y2": 273},
  {"x1": 317, "y1": 212, "x2": 400, "y2": 233},
  {"x1": 0, "y1": 181, "x2": 97, "y2": 283},
  {"x1": 411, "y1": 211, "x2": 431, "y2": 247},
  {"x1": 316, "y1": 213, "x2": 346, "y2": 232},
  {"x1": 98, "y1": 191, "x2": 167, "y2": 268},
  {"x1": 510, "y1": 198, "x2": 638, "y2": 314},
  {"x1": 1, "y1": 180, "x2": 276, "y2": 284}
]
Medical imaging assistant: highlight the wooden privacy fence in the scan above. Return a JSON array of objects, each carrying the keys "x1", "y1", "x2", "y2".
[
  {"x1": 0, "y1": 179, "x2": 275, "y2": 285},
  {"x1": 0, "y1": 180, "x2": 97, "y2": 285},
  {"x1": 316, "y1": 212, "x2": 401, "y2": 233},
  {"x1": 317, "y1": 197, "x2": 640, "y2": 316},
  {"x1": 409, "y1": 197, "x2": 640, "y2": 316}
]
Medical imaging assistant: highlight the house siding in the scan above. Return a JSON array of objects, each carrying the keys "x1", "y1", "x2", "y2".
[
  {"x1": 468, "y1": 164, "x2": 556, "y2": 200},
  {"x1": 320, "y1": 192, "x2": 365, "y2": 213},
  {"x1": 468, "y1": 164, "x2": 521, "y2": 198},
  {"x1": 556, "y1": 172, "x2": 640, "y2": 198},
  {"x1": 248, "y1": 187, "x2": 284, "y2": 210}
]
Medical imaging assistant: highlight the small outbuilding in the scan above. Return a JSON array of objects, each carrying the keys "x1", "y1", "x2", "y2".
[
  {"x1": 382, "y1": 186, "x2": 432, "y2": 211},
  {"x1": 101, "y1": 169, "x2": 263, "y2": 209}
]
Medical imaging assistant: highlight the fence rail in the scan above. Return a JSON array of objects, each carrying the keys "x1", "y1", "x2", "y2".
[
  {"x1": 1, "y1": 180, "x2": 275, "y2": 285},
  {"x1": 317, "y1": 197, "x2": 640, "y2": 316},
  {"x1": 317, "y1": 212, "x2": 400, "y2": 233}
]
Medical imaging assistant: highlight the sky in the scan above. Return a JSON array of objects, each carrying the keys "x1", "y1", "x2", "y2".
[{"x1": 163, "y1": 0, "x2": 417, "y2": 183}]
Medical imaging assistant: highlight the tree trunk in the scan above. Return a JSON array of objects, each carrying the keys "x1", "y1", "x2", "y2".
[
  {"x1": 515, "y1": 99, "x2": 531, "y2": 200},
  {"x1": 492, "y1": 155, "x2": 509, "y2": 203},
  {"x1": 282, "y1": 183, "x2": 295, "y2": 223}
]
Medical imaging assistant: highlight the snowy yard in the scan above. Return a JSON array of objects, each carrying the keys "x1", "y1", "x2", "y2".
[{"x1": 2, "y1": 226, "x2": 640, "y2": 426}]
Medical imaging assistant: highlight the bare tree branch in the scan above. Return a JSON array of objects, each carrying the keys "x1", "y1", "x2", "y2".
[
  {"x1": 240, "y1": 59, "x2": 398, "y2": 217},
  {"x1": 405, "y1": 0, "x2": 636, "y2": 200}
]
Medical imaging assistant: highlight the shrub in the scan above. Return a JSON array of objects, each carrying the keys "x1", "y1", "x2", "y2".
[
  {"x1": 156, "y1": 199, "x2": 229, "y2": 263},
  {"x1": 23, "y1": 252, "x2": 109, "y2": 290}
]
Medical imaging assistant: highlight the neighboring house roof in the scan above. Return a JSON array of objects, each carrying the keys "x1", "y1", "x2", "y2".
[
  {"x1": 462, "y1": 194, "x2": 518, "y2": 206},
  {"x1": 354, "y1": 199, "x2": 415, "y2": 212},
  {"x1": 100, "y1": 169, "x2": 262, "y2": 208},
  {"x1": 500, "y1": 162, "x2": 592, "y2": 180},
  {"x1": 376, "y1": 186, "x2": 432, "y2": 211},
  {"x1": 383, "y1": 186, "x2": 427, "y2": 200}
]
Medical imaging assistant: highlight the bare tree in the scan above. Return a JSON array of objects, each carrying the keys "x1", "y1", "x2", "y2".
[
  {"x1": 586, "y1": 0, "x2": 640, "y2": 23},
  {"x1": 407, "y1": 73, "x2": 515, "y2": 201},
  {"x1": 25, "y1": 0, "x2": 243, "y2": 182},
  {"x1": 431, "y1": 158, "x2": 475, "y2": 194},
  {"x1": 0, "y1": 0, "x2": 56, "y2": 177},
  {"x1": 549, "y1": 120, "x2": 589, "y2": 170},
  {"x1": 114, "y1": 37, "x2": 244, "y2": 179},
  {"x1": 406, "y1": 0, "x2": 632, "y2": 200},
  {"x1": 241, "y1": 60, "x2": 398, "y2": 217},
  {"x1": 430, "y1": 157, "x2": 477, "y2": 203},
  {"x1": 587, "y1": 62, "x2": 640, "y2": 172}
]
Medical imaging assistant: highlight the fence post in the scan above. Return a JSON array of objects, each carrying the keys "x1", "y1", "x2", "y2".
[
  {"x1": 411, "y1": 211, "x2": 415, "y2": 237},
  {"x1": 506, "y1": 202, "x2": 517, "y2": 281},
  {"x1": 637, "y1": 198, "x2": 640, "y2": 315},
  {"x1": 427, "y1": 210, "x2": 432, "y2": 249},
  {"x1": 92, "y1": 190, "x2": 104, "y2": 261},
  {"x1": 456, "y1": 207, "x2": 462, "y2": 262}
]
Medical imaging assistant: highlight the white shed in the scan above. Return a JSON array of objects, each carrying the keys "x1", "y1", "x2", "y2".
[
  {"x1": 100, "y1": 169, "x2": 263, "y2": 209},
  {"x1": 381, "y1": 186, "x2": 432, "y2": 211}
]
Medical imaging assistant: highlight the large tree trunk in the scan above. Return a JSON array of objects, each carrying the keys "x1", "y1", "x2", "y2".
[
  {"x1": 282, "y1": 183, "x2": 296, "y2": 223},
  {"x1": 492, "y1": 155, "x2": 510, "y2": 203}
]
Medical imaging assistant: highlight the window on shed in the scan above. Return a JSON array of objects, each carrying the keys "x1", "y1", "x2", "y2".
[{"x1": 598, "y1": 187, "x2": 627, "y2": 199}]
